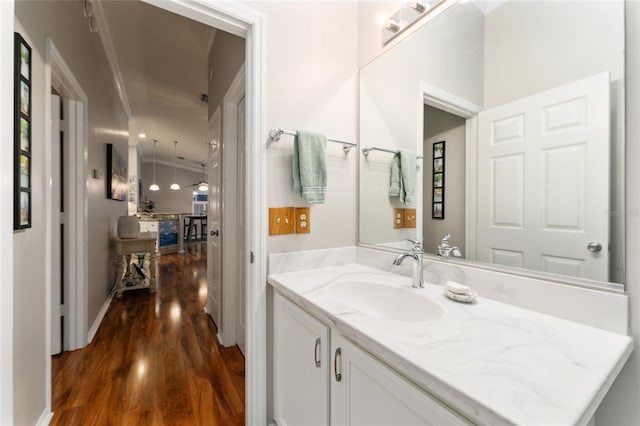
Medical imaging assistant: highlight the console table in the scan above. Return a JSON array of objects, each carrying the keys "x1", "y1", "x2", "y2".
[{"x1": 114, "y1": 232, "x2": 157, "y2": 297}]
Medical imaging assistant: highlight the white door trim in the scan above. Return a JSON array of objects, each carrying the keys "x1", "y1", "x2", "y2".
[
  {"x1": 141, "y1": 1, "x2": 267, "y2": 422},
  {"x1": 220, "y1": 64, "x2": 245, "y2": 347},
  {"x1": 207, "y1": 106, "x2": 222, "y2": 332},
  {"x1": 44, "y1": 36, "x2": 89, "y2": 417},
  {"x1": 0, "y1": 1, "x2": 15, "y2": 423},
  {"x1": 419, "y1": 82, "x2": 482, "y2": 258}
]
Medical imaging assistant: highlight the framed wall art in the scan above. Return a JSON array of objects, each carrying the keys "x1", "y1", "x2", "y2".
[
  {"x1": 14, "y1": 33, "x2": 31, "y2": 230},
  {"x1": 432, "y1": 141, "x2": 445, "y2": 219},
  {"x1": 106, "y1": 143, "x2": 128, "y2": 201}
]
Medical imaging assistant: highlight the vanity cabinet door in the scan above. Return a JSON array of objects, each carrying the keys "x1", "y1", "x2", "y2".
[
  {"x1": 331, "y1": 335, "x2": 470, "y2": 426},
  {"x1": 273, "y1": 293, "x2": 330, "y2": 425}
]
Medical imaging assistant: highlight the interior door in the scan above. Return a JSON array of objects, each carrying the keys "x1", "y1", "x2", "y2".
[
  {"x1": 50, "y1": 94, "x2": 62, "y2": 355},
  {"x1": 476, "y1": 72, "x2": 610, "y2": 281},
  {"x1": 50, "y1": 94, "x2": 72, "y2": 354},
  {"x1": 207, "y1": 108, "x2": 222, "y2": 330},
  {"x1": 236, "y1": 96, "x2": 246, "y2": 355}
]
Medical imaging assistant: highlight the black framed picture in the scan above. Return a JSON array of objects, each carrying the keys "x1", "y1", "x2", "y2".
[
  {"x1": 432, "y1": 141, "x2": 445, "y2": 219},
  {"x1": 14, "y1": 33, "x2": 31, "y2": 230},
  {"x1": 106, "y1": 143, "x2": 128, "y2": 201}
]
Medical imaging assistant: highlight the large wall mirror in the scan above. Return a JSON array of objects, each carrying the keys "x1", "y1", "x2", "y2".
[{"x1": 358, "y1": 0, "x2": 625, "y2": 287}]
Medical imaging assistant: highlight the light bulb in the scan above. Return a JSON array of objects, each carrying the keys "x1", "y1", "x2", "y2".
[
  {"x1": 198, "y1": 183, "x2": 208, "y2": 192},
  {"x1": 170, "y1": 182, "x2": 180, "y2": 190},
  {"x1": 149, "y1": 183, "x2": 159, "y2": 191}
]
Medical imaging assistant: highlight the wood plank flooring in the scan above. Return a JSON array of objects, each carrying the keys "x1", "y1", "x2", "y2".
[{"x1": 51, "y1": 243, "x2": 245, "y2": 425}]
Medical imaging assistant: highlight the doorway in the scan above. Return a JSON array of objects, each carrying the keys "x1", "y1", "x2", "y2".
[{"x1": 422, "y1": 104, "x2": 467, "y2": 256}]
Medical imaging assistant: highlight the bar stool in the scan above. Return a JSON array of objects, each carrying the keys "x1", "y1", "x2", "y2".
[
  {"x1": 184, "y1": 217, "x2": 197, "y2": 241},
  {"x1": 200, "y1": 217, "x2": 207, "y2": 240}
]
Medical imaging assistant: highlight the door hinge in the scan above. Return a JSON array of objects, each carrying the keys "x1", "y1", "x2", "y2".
[
  {"x1": 60, "y1": 304, "x2": 67, "y2": 317},
  {"x1": 59, "y1": 212, "x2": 66, "y2": 224},
  {"x1": 250, "y1": 251, "x2": 255, "y2": 264}
]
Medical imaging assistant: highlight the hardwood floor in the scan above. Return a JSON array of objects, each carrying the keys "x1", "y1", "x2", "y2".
[{"x1": 51, "y1": 243, "x2": 245, "y2": 425}]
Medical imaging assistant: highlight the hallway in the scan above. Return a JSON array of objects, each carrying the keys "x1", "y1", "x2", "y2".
[{"x1": 50, "y1": 243, "x2": 245, "y2": 425}]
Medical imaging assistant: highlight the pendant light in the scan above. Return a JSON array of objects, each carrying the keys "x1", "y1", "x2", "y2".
[
  {"x1": 149, "y1": 139, "x2": 160, "y2": 191},
  {"x1": 170, "y1": 141, "x2": 181, "y2": 190},
  {"x1": 198, "y1": 164, "x2": 208, "y2": 192}
]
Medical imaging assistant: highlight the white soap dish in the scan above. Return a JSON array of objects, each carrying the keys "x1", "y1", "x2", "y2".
[
  {"x1": 444, "y1": 289, "x2": 477, "y2": 304},
  {"x1": 444, "y1": 281, "x2": 472, "y2": 295}
]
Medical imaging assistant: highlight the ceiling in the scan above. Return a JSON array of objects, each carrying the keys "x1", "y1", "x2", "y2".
[{"x1": 100, "y1": 0, "x2": 214, "y2": 169}]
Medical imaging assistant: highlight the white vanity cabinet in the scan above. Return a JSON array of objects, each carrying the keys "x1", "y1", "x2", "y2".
[
  {"x1": 331, "y1": 334, "x2": 470, "y2": 426},
  {"x1": 273, "y1": 292, "x2": 331, "y2": 425},
  {"x1": 273, "y1": 292, "x2": 470, "y2": 425}
]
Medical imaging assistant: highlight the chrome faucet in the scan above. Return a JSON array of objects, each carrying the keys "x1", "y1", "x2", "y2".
[
  {"x1": 438, "y1": 234, "x2": 462, "y2": 257},
  {"x1": 393, "y1": 238, "x2": 424, "y2": 288}
]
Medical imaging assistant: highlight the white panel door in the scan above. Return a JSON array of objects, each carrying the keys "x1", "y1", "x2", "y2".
[
  {"x1": 477, "y1": 73, "x2": 610, "y2": 281},
  {"x1": 236, "y1": 96, "x2": 246, "y2": 355},
  {"x1": 207, "y1": 107, "x2": 222, "y2": 330},
  {"x1": 331, "y1": 334, "x2": 469, "y2": 426},
  {"x1": 273, "y1": 293, "x2": 330, "y2": 426},
  {"x1": 50, "y1": 94, "x2": 62, "y2": 355}
]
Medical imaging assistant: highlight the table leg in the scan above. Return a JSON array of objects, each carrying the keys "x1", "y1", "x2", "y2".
[
  {"x1": 149, "y1": 250, "x2": 157, "y2": 294},
  {"x1": 115, "y1": 254, "x2": 125, "y2": 298}
]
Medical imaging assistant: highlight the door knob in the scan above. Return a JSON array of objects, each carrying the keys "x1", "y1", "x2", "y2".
[
  {"x1": 211, "y1": 230, "x2": 219, "y2": 237},
  {"x1": 587, "y1": 242, "x2": 602, "y2": 253}
]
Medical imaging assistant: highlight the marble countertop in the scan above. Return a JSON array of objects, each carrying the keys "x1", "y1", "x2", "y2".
[{"x1": 268, "y1": 263, "x2": 633, "y2": 425}]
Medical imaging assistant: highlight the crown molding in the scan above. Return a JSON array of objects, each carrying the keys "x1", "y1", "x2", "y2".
[{"x1": 90, "y1": 0, "x2": 133, "y2": 120}]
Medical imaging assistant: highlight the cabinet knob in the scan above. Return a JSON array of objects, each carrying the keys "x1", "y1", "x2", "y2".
[{"x1": 211, "y1": 230, "x2": 219, "y2": 237}]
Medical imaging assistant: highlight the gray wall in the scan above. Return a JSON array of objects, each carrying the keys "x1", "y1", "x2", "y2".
[
  {"x1": 140, "y1": 162, "x2": 203, "y2": 213},
  {"x1": 423, "y1": 105, "x2": 465, "y2": 256},
  {"x1": 14, "y1": 0, "x2": 129, "y2": 423}
]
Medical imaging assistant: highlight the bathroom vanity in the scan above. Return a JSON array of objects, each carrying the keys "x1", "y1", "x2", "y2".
[{"x1": 268, "y1": 248, "x2": 632, "y2": 425}]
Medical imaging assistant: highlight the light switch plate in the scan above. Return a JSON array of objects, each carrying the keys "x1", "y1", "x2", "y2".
[
  {"x1": 295, "y1": 207, "x2": 310, "y2": 234},
  {"x1": 393, "y1": 208, "x2": 404, "y2": 229},
  {"x1": 269, "y1": 207, "x2": 295, "y2": 235},
  {"x1": 403, "y1": 208, "x2": 416, "y2": 228}
]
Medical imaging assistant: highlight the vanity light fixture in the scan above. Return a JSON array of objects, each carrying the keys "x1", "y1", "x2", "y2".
[
  {"x1": 149, "y1": 140, "x2": 160, "y2": 191},
  {"x1": 408, "y1": 1, "x2": 426, "y2": 13},
  {"x1": 382, "y1": 0, "x2": 444, "y2": 45},
  {"x1": 384, "y1": 18, "x2": 402, "y2": 33},
  {"x1": 138, "y1": 133, "x2": 146, "y2": 139},
  {"x1": 170, "y1": 141, "x2": 181, "y2": 190}
]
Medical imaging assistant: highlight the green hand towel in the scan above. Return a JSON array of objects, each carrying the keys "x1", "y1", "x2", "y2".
[
  {"x1": 399, "y1": 149, "x2": 417, "y2": 205},
  {"x1": 293, "y1": 131, "x2": 327, "y2": 204},
  {"x1": 389, "y1": 153, "x2": 402, "y2": 197}
]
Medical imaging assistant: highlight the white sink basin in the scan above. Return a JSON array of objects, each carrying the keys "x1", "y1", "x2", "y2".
[{"x1": 326, "y1": 281, "x2": 444, "y2": 322}]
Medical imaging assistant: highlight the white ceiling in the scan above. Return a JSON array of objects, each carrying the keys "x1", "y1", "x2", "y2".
[{"x1": 100, "y1": 0, "x2": 214, "y2": 169}]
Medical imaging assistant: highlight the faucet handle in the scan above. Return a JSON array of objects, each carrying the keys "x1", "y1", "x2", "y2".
[
  {"x1": 440, "y1": 234, "x2": 451, "y2": 246},
  {"x1": 404, "y1": 237, "x2": 423, "y2": 253}
]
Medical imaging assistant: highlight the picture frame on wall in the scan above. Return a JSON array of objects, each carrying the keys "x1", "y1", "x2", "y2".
[
  {"x1": 14, "y1": 33, "x2": 32, "y2": 230},
  {"x1": 106, "y1": 143, "x2": 128, "y2": 201},
  {"x1": 432, "y1": 141, "x2": 445, "y2": 220}
]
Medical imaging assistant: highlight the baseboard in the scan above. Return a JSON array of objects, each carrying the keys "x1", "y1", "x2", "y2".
[
  {"x1": 36, "y1": 409, "x2": 53, "y2": 426},
  {"x1": 87, "y1": 287, "x2": 115, "y2": 344}
]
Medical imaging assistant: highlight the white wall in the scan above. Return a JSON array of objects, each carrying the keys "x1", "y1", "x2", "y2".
[
  {"x1": 359, "y1": 3, "x2": 484, "y2": 245},
  {"x1": 423, "y1": 105, "x2": 465, "y2": 255},
  {"x1": 0, "y1": 1, "x2": 14, "y2": 423},
  {"x1": 595, "y1": 3, "x2": 640, "y2": 423},
  {"x1": 244, "y1": 1, "x2": 359, "y2": 254},
  {"x1": 14, "y1": 0, "x2": 129, "y2": 423},
  {"x1": 140, "y1": 162, "x2": 203, "y2": 213}
]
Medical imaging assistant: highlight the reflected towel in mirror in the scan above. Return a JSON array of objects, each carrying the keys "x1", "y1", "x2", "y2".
[{"x1": 389, "y1": 153, "x2": 402, "y2": 197}]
